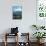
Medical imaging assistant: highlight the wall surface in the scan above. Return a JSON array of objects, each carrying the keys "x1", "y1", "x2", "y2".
[{"x1": 0, "y1": 0, "x2": 36, "y2": 42}]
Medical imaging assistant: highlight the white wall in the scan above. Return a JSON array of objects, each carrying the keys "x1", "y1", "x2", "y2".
[{"x1": 0, "y1": 0, "x2": 36, "y2": 42}]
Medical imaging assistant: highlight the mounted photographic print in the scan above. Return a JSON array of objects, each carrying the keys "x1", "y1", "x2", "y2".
[
  {"x1": 37, "y1": 0, "x2": 46, "y2": 18},
  {"x1": 12, "y1": 5, "x2": 22, "y2": 19}
]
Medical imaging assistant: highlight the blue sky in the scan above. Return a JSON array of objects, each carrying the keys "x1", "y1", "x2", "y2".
[{"x1": 13, "y1": 6, "x2": 22, "y2": 12}]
